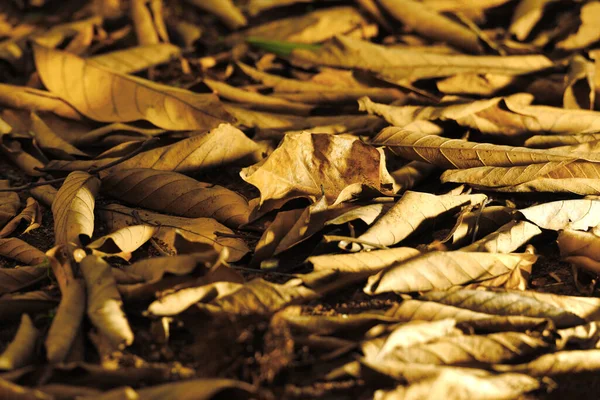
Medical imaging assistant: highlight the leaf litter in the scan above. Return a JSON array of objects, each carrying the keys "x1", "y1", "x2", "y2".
[{"x1": 2, "y1": 0, "x2": 600, "y2": 399}]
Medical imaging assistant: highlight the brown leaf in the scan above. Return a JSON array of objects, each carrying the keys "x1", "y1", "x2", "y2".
[
  {"x1": 33, "y1": 44, "x2": 233, "y2": 131},
  {"x1": 520, "y1": 199, "x2": 600, "y2": 231},
  {"x1": 0, "y1": 197, "x2": 42, "y2": 238},
  {"x1": 87, "y1": 225, "x2": 157, "y2": 261},
  {"x1": 420, "y1": 289, "x2": 585, "y2": 328},
  {"x1": 238, "y1": 62, "x2": 404, "y2": 105},
  {"x1": 205, "y1": 79, "x2": 314, "y2": 115},
  {"x1": 0, "y1": 266, "x2": 47, "y2": 296},
  {"x1": 345, "y1": 191, "x2": 487, "y2": 250},
  {"x1": 0, "y1": 238, "x2": 46, "y2": 265},
  {"x1": 44, "y1": 246, "x2": 86, "y2": 364},
  {"x1": 0, "y1": 180, "x2": 20, "y2": 228},
  {"x1": 0, "y1": 290, "x2": 59, "y2": 321},
  {"x1": 241, "y1": 132, "x2": 393, "y2": 208},
  {"x1": 372, "y1": 126, "x2": 596, "y2": 169},
  {"x1": 460, "y1": 220, "x2": 541, "y2": 253},
  {"x1": 495, "y1": 349, "x2": 600, "y2": 376},
  {"x1": 101, "y1": 168, "x2": 251, "y2": 228},
  {"x1": 364, "y1": 251, "x2": 537, "y2": 294},
  {"x1": 80, "y1": 255, "x2": 134, "y2": 348},
  {"x1": 440, "y1": 160, "x2": 600, "y2": 195},
  {"x1": 0, "y1": 314, "x2": 39, "y2": 370},
  {"x1": 307, "y1": 247, "x2": 420, "y2": 273},
  {"x1": 30, "y1": 179, "x2": 57, "y2": 208},
  {"x1": 52, "y1": 171, "x2": 101, "y2": 247},
  {"x1": 0, "y1": 378, "x2": 52, "y2": 399},
  {"x1": 1, "y1": 139, "x2": 45, "y2": 177},
  {"x1": 557, "y1": 230, "x2": 600, "y2": 274},
  {"x1": 28, "y1": 112, "x2": 87, "y2": 160},
  {"x1": 98, "y1": 203, "x2": 249, "y2": 262}
]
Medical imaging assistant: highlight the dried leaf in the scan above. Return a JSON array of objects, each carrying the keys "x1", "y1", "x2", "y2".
[
  {"x1": 364, "y1": 251, "x2": 536, "y2": 294},
  {"x1": 290, "y1": 36, "x2": 552, "y2": 82},
  {"x1": 90, "y1": 44, "x2": 181, "y2": 74},
  {"x1": 0, "y1": 314, "x2": 39, "y2": 370},
  {"x1": 0, "y1": 290, "x2": 59, "y2": 321},
  {"x1": 520, "y1": 199, "x2": 600, "y2": 231},
  {"x1": 30, "y1": 179, "x2": 57, "y2": 208},
  {"x1": 33, "y1": 44, "x2": 232, "y2": 131},
  {"x1": 80, "y1": 255, "x2": 134, "y2": 348},
  {"x1": 378, "y1": 0, "x2": 483, "y2": 53},
  {"x1": 346, "y1": 191, "x2": 487, "y2": 251},
  {"x1": 449, "y1": 205, "x2": 514, "y2": 246},
  {"x1": 241, "y1": 132, "x2": 393, "y2": 207},
  {"x1": 87, "y1": 225, "x2": 157, "y2": 261},
  {"x1": 0, "y1": 378, "x2": 52, "y2": 400},
  {"x1": 387, "y1": 299, "x2": 548, "y2": 332},
  {"x1": 441, "y1": 160, "x2": 600, "y2": 195},
  {"x1": 45, "y1": 247, "x2": 86, "y2": 364},
  {"x1": 29, "y1": 112, "x2": 87, "y2": 160},
  {"x1": 308, "y1": 247, "x2": 420, "y2": 273},
  {"x1": 373, "y1": 368, "x2": 540, "y2": 400},
  {"x1": 1, "y1": 139, "x2": 44, "y2": 177},
  {"x1": 495, "y1": 349, "x2": 600, "y2": 376},
  {"x1": 205, "y1": 79, "x2": 313, "y2": 115},
  {"x1": 0, "y1": 266, "x2": 47, "y2": 296},
  {"x1": 0, "y1": 181, "x2": 20, "y2": 228},
  {"x1": 184, "y1": 0, "x2": 247, "y2": 29},
  {"x1": 131, "y1": 0, "x2": 169, "y2": 45},
  {"x1": 558, "y1": 230, "x2": 600, "y2": 274},
  {"x1": 0, "y1": 83, "x2": 82, "y2": 120},
  {"x1": 420, "y1": 289, "x2": 585, "y2": 328},
  {"x1": 460, "y1": 220, "x2": 541, "y2": 253},
  {"x1": 101, "y1": 168, "x2": 251, "y2": 228},
  {"x1": 525, "y1": 133, "x2": 600, "y2": 149},
  {"x1": 563, "y1": 55, "x2": 596, "y2": 110},
  {"x1": 509, "y1": 0, "x2": 556, "y2": 40},
  {"x1": 133, "y1": 378, "x2": 258, "y2": 399},
  {"x1": 0, "y1": 238, "x2": 46, "y2": 265},
  {"x1": 0, "y1": 197, "x2": 42, "y2": 238},
  {"x1": 52, "y1": 171, "x2": 100, "y2": 247},
  {"x1": 556, "y1": 1, "x2": 600, "y2": 50},
  {"x1": 372, "y1": 126, "x2": 594, "y2": 169},
  {"x1": 514, "y1": 290, "x2": 600, "y2": 321},
  {"x1": 98, "y1": 203, "x2": 249, "y2": 262}
]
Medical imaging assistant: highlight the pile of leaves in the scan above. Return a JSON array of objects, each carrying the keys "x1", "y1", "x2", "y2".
[{"x1": 2, "y1": 0, "x2": 600, "y2": 398}]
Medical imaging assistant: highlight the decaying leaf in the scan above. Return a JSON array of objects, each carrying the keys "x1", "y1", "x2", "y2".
[
  {"x1": 0, "y1": 197, "x2": 42, "y2": 238},
  {"x1": 0, "y1": 237, "x2": 46, "y2": 265},
  {"x1": 345, "y1": 191, "x2": 487, "y2": 251},
  {"x1": 101, "y1": 168, "x2": 251, "y2": 228},
  {"x1": 0, "y1": 314, "x2": 39, "y2": 370},
  {"x1": 87, "y1": 225, "x2": 157, "y2": 261},
  {"x1": 80, "y1": 255, "x2": 134, "y2": 348},
  {"x1": 364, "y1": 251, "x2": 536, "y2": 295},
  {"x1": 98, "y1": 204, "x2": 249, "y2": 262},
  {"x1": 0, "y1": 265, "x2": 47, "y2": 296},
  {"x1": 460, "y1": 220, "x2": 541, "y2": 253},
  {"x1": 290, "y1": 36, "x2": 552, "y2": 82},
  {"x1": 241, "y1": 132, "x2": 393, "y2": 207},
  {"x1": 0, "y1": 181, "x2": 20, "y2": 228},
  {"x1": 52, "y1": 171, "x2": 100, "y2": 247},
  {"x1": 33, "y1": 44, "x2": 233, "y2": 131},
  {"x1": 420, "y1": 289, "x2": 585, "y2": 328}
]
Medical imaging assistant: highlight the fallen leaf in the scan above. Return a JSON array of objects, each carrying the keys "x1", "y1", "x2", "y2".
[
  {"x1": 0, "y1": 314, "x2": 39, "y2": 370},
  {"x1": 131, "y1": 0, "x2": 169, "y2": 45},
  {"x1": 241, "y1": 132, "x2": 393, "y2": 207},
  {"x1": 378, "y1": 0, "x2": 483, "y2": 53},
  {"x1": 80, "y1": 255, "x2": 134, "y2": 348},
  {"x1": 460, "y1": 220, "x2": 541, "y2": 253},
  {"x1": 0, "y1": 83, "x2": 82, "y2": 120},
  {"x1": 1, "y1": 139, "x2": 45, "y2": 177},
  {"x1": 308, "y1": 247, "x2": 420, "y2": 273},
  {"x1": 184, "y1": 0, "x2": 246, "y2": 29},
  {"x1": 101, "y1": 168, "x2": 251, "y2": 228},
  {"x1": 563, "y1": 55, "x2": 595, "y2": 110},
  {"x1": 420, "y1": 289, "x2": 585, "y2": 328},
  {"x1": 449, "y1": 205, "x2": 514, "y2": 247},
  {"x1": 33, "y1": 44, "x2": 233, "y2": 131},
  {"x1": 525, "y1": 133, "x2": 600, "y2": 149},
  {"x1": 290, "y1": 36, "x2": 552, "y2": 82},
  {"x1": 509, "y1": 0, "x2": 557, "y2": 40},
  {"x1": 44, "y1": 246, "x2": 86, "y2": 364},
  {"x1": 364, "y1": 251, "x2": 536, "y2": 294},
  {"x1": 520, "y1": 199, "x2": 600, "y2": 231},
  {"x1": 0, "y1": 378, "x2": 52, "y2": 400},
  {"x1": 345, "y1": 191, "x2": 487, "y2": 250},
  {"x1": 441, "y1": 160, "x2": 600, "y2": 195},
  {"x1": 87, "y1": 225, "x2": 157, "y2": 261},
  {"x1": 98, "y1": 203, "x2": 249, "y2": 262},
  {"x1": 0, "y1": 238, "x2": 47, "y2": 265},
  {"x1": 28, "y1": 112, "x2": 88, "y2": 160},
  {"x1": 0, "y1": 266, "x2": 47, "y2": 296},
  {"x1": 52, "y1": 171, "x2": 100, "y2": 247},
  {"x1": 89, "y1": 43, "x2": 181, "y2": 74},
  {"x1": 558, "y1": 230, "x2": 600, "y2": 274},
  {"x1": 29, "y1": 179, "x2": 57, "y2": 208},
  {"x1": 556, "y1": 1, "x2": 600, "y2": 50},
  {"x1": 0, "y1": 180, "x2": 20, "y2": 228},
  {"x1": 495, "y1": 349, "x2": 600, "y2": 376},
  {"x1": 0, "y1": 197, "x2": 43, "y2": 238}
]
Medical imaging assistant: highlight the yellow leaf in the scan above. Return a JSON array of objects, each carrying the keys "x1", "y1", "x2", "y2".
[
  {"x1": 131, "y1": 0, "x2": 169, "y2": 45},
  {"x1": 52, "y1": 171, "x2": 100, "y2": 246},
  {"x1": 184, "y1": 0, "x2": 247, "y2": 29},
  {"x1": 89, "y1": 43, "x2": 181, "y2": 74},
  {"x1": 0, "y1": 83, "x2": 82, "y2": 120},
  {"x1": 33, "y1": 44, "x2": 233, "y2": 131},
  {"x1": 87, "y1": 225, "x2": 157, "y2": 261}
]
